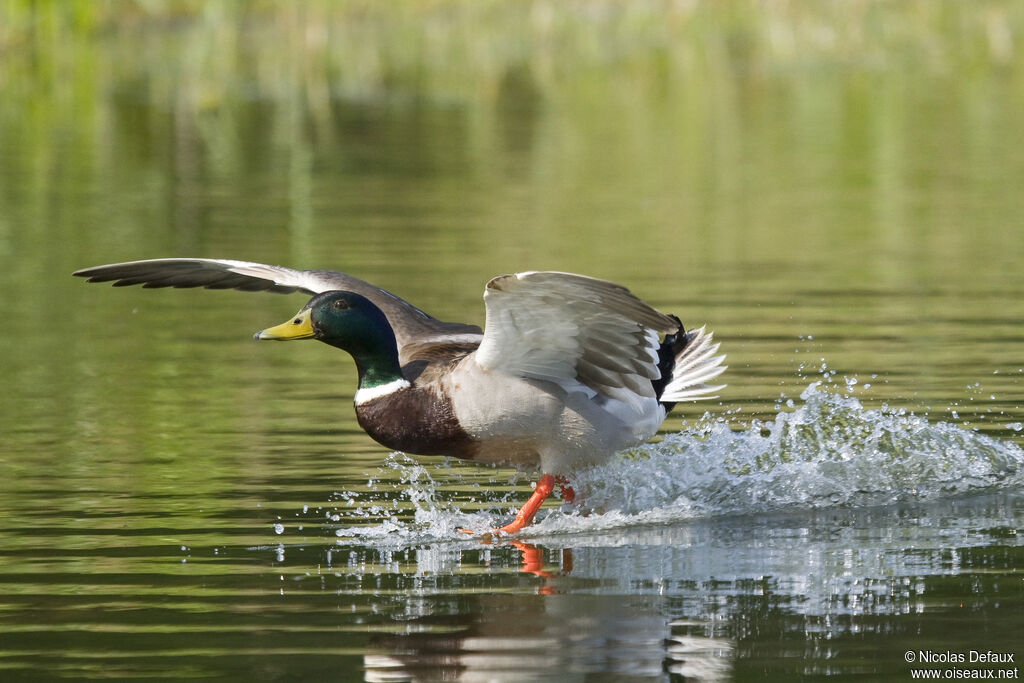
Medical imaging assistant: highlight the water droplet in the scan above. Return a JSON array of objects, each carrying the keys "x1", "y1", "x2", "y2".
[{"x1": 273, "y1": 523, "x2": 285, "y2": 534}]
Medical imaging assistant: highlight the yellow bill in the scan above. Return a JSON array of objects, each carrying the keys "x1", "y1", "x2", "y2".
[{"x1": 254, "y1": 307, "x2": 315, "y2": 340}]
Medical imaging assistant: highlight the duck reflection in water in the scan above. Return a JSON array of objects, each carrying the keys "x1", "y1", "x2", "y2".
[
  {"x1": 507, "y1": 541, "x2": 572, "y2": 590},
  {"x1": 362, "y1": 550, "x2": 733, "y2": 683}
]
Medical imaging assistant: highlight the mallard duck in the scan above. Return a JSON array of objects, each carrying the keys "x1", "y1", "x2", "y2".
[{"x1": 74, "y1": 258, "x2": 726, "y2": 534}]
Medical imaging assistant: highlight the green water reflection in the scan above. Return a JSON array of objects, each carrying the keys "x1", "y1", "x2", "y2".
[{"x1": 2, "y1": 1, "x2": 1023, "y2": 680}]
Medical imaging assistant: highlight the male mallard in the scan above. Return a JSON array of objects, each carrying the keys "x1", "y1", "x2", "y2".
[{"x1": 74, "y1": 258, "x2": 726, "y2": 533}]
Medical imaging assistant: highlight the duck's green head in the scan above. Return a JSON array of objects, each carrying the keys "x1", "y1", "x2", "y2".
[{"x1": 255, "y1": 291, "x2": 401, "y2": 386}]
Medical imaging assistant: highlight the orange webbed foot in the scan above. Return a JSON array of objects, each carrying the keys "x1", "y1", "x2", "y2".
[{"x1": 458, "y1": 474, "x2": 556, "y2": 537}]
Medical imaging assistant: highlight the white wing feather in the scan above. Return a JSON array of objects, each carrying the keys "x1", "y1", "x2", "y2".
[{"x1": 659, "y1": 327, "x2": 727, "y2": 402}]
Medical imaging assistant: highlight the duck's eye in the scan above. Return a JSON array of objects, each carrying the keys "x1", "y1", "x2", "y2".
[
  {"x1": 332, "y1": 299, "x2": 349, "y2": 310},
  {"x1": 293, "y1": 318, "x2": 303, "y2": 325}
]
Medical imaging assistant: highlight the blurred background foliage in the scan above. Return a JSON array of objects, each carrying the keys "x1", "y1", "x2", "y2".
[
  {"x1": 3, "y1": 1, "x2": 1021, "y2": 130},
  {"x1": 4, "y1": 0, "x2": 1022, "y2": 274},
  {"x1": 3, "y1": 0, "x2": 1021, "y2": 145}
]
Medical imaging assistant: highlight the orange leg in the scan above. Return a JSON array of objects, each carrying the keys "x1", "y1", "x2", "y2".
[{"x1": 496, "y1": 474, "x2": 555, "y2": 534}]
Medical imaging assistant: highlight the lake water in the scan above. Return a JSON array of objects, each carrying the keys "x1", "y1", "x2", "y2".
[{"x1": 1, "y1": 3, "x2": 1023, "y2": 680}]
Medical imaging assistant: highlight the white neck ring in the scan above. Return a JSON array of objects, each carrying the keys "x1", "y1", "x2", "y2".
[{"x1": 354, "y1": 378, "x2": 411, "y2": 406}]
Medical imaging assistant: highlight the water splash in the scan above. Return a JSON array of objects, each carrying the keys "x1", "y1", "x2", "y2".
[
  {"x1": 564, "y1": 382, "x2": 1023, "y2": 526},
  {"x1": 330, "y1": 452, "x2": 493, "y2": 542},
  {"x1": 330, "y1": 381, "x2": 1024, "y2": 542}
]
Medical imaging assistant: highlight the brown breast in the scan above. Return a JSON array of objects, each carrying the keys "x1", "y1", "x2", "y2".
[{"x1": 354, "y1": 385, "x2": 478, "y2": 459}]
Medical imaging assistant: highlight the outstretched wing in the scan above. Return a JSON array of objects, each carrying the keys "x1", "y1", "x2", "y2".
[
  {"x1": 474, "y1": 271, "x2": 678, "y2": 400},
  {"x1": 73, "y1": 258, "x2": 482, "y2": 356},
  {"x1": 75, "y1": 257, "x2": 372, "y2": 294}
]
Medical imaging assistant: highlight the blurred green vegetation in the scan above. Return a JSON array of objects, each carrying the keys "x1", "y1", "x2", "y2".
[
  {"x1": 4, "y1": 0, "x2": 1022, "y2": 277},
  {"x1": 3, "y1": 0, "x2": 1021, "y2": 110}
]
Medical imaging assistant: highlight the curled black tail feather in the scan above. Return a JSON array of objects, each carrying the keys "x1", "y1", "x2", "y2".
[{"x1": 653, "y1": 314, "x2": 687, "y2": 411}]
